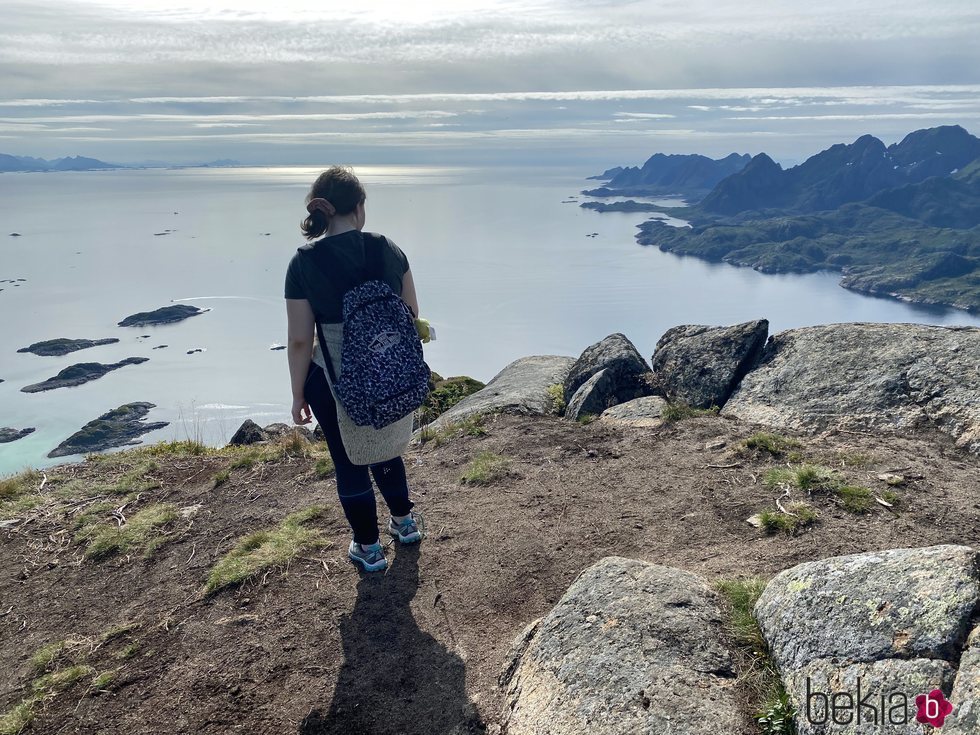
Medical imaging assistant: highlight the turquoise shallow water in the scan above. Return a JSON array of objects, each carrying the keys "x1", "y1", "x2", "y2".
[{"x1": 1, "y1": 164, "x2": 978, "y2": 475}]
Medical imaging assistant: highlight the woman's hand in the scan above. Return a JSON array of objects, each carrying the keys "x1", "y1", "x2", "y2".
[{"x1": 292, "y1": 397, "x2": 313, "y2": 425}]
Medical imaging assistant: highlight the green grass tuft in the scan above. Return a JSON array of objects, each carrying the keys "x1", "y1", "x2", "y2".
[
  {"x1": 90, "y1": 670, "x2": 117, "y2": 690},
  {"x1": 460, "y1": 451, "x2": 510, "y2": 486},
  {"x1": 31, "y1": 665, "x2": 94, "y2": 694},
  {"x1": 30, "y1": 641, "x2": 68, "y2": 674},
  {"x1": 660, "y1": 402, "x2": 719, "y2": 423},
  {"x1": 204, "y1": 507, "x2": 329, "y2": 595},
  {"x1": 84, "y1": 503, "x2": 178, "y2": 561},
  {"x1": 213, "y1": 469, "x2": 231, "y2": 487},
  {"x1": 0, "y1": 470, "x2": 41, "y2": 502},
  {"x1": 759, "y1": 503, "x2": 818, "y2": 535},
  {"x1": 314, "y1": 456, "x2": 335, "y2": 478},
  {"x1": 764, "y1": 464, "x2": 873, "y2": 515},
  {"x1": 0, "y1": 698, "x2": 39, "y2": 735},
  {"x1": 837, "y1": 485, "x2": 873, "y2": 513},
  {"x1": 738, "y1": 432, "x2": 802, "y2": 457}
]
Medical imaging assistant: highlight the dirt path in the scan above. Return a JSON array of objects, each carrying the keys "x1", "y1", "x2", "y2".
[{"x1": 2, "y1": 413, "x2": 978, "y2": 734}]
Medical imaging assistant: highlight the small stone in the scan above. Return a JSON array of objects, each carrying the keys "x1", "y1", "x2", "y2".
[
  {"x1": 747, "y1": 513, "x2": 764, "y2": 528},
  {"x1": 705, "y1": 438, "x2": 727, "y2": 451},
  {"x1": 876, "y1": 472, "x2": 906, "y2": 485}
]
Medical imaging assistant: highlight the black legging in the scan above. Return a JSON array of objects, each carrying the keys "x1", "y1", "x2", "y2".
[{"x1": 303, "y1": 360, "x2": 414, "y2": 545}]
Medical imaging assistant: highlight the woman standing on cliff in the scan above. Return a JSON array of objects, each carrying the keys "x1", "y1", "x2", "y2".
[{"x1": 284, "y1": 166, "x2": 422, "y2": 573}]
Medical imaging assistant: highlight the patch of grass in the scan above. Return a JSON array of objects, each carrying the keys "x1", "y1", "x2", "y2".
[
  {"x1": 737, "y1": 432, "x2": 802, "y2": 457},
  {"x1": 140, "y1": 439, "x2": 210, "y2": 457},
  {"x1": 84, "y1": 503, "x2": 179, "y2": 561},
  {"x1": 0, "y1": 698, "x2": 39, "y2": 735},
  {"x1": 421, "y1": 413, "x2": 490, "y2": 447},
  {"x1": 0, "y1": 494, "x2": 45, "y2": 521},
  {"x1": 837, "y1": 485, "x2": 873, "y2": 513},
  {"x1": 212, "y1": 468, "x2": 231, "y2": 488},
  {"x1": 0, "y1": 469, "x2": 41, "y2": 501},
  {"x1": 576, "y1": 413, "x2": 598, "y2": 425},
  {"x1": 835, "y1": 450, "x2": 876, "y2": 468},
  {"x1": 91, "y1": 670, "x2": 117, "y2": 690},
  {"x1": 424, "y1": 376, "x2": 485, "y2": 418},
  {"x1": 660, "y1": 401, "x2": 719, "y2": 423},
  {"x1": 759, "y1": 503, "x2": 818, "y2": 535},
  {"x1": 31, "y1": 665, "x2": 94, "y2": 694},
  {"x1": 116, "y1": 642, "x2": 140, "y2": 661},
  {"x1": 30, "y1": 641, "x2": 69, "y2": 674},
  {"x1": 204, "y1": 506, "x2": 330, "y2": 595},
  {"x1": 546, "y1": 383, "x2": 566, "y2": 415},
  {"x1": 765, "y1": 464, "x2": 873, "y2": 515},
  {"x1": 713, "y1": 577, "x2": 795, "y2": 735},
  {"x1": 314, "y1": 456, "x2": 335, "y2": 478},
  {"x1": 460, "y1": 451, "x2": 510, "y2": 486},
  {"x1": 879, "y1": 489, "x2": 900, "y2": 506}
]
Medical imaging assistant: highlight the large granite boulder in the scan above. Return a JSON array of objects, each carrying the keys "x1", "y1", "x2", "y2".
[
  {"x1": 500, "y1": 556, "x2": 743, "y2": 735},
  {"x1": 945, "y1": 626, "x2": 980, "y2": 734},
  {"x1": 420, "y1": 356, "x2": 574, "y2": 433},
  {"x1": 722, "y1": 323, "x2": 980, "y2": 454},
  {"x1": 650, "y1": 319, "x2": 768, "y2": 409},
  {"x1": 755, "y1": 545, "x2": 980, "y2": 735},
  {"x1": 564, "y1": 368, "x2": 617, "y2": 421},
  {"x1": 563, "y1": 334, "x2": 654, "y2": 407}
]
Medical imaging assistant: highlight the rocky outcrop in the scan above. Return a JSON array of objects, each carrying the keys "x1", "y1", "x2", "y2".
[
  {"x1": 117, "y1": 304, "x2": 207, "y2": 327},
  {"x1": 501, "y1": 556, "x2": 743, "y2": 735},
  {"x1": 755, "y1": 545, "x2": 980, "y2": 735},
  {"x1": 650, "y1": 320, "x2": 768, "y2": 409},
  {"x1": 0, "y1": 427, "x2": 35, "y2": 443},
  {"x1": 421, "y1": 356, "x2": 573, "y2": 432},
  {"x1": 20, "y1": 357, "x2": 149, "y2": 393},
  {"x1": 229, "y1": 419, "x2": 267, "y2": 446},
  {"x1": 16, "y1": 337, "x2": 120, "y2": 356},
  {"x1": 946, "y1": 626, "x2": 980, "y2": 734},
  {"x1": 599, "y1": 396, "x2": 667, "y2": 427},
  {"x1": 48, "y1": 402, "x2": 169, "y2": 457},
  {"x1": 564, "y1": 369, "x2": 617, "y2": 420},
  {"x1": 722, "y1": 323, "x2": 980, "y2": 454},
  {"x1": 563, "y1": 334, "x2": 654, "y2": 407}
]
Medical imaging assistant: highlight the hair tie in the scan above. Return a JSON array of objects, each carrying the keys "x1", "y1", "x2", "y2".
[{"x1": 306, "y1": 198, "x2": 336, "y2": 217}]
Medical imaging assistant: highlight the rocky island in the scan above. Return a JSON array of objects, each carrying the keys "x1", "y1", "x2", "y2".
[
  {"x1": 0, "y1": 427, "x2": 35, "y2": 443},
  {"x1": 46, "y1": 402, "x2": 169, "y2": 457},
  {"x1": 117, "y1": 304, "x2": 208, "y2": 327},
  {"x1": 20, "y1": 357, "x2": 149, "y2": 393},
  {"x1": 16, "y1": 337, "x2": 120, "y2": 357}
]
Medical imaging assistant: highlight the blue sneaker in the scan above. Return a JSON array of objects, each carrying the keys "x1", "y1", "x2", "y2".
[
  {"x1": 348, "y1": 540, "x2": 387, "y2": 572},
  {"x1": 387, "y1": 512, "x2": 422, "y2": 544}
]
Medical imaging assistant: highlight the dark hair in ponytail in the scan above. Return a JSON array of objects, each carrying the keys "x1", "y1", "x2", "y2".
[{"x1": 301, "y1": 165, "x2": 367, "y2": 240}]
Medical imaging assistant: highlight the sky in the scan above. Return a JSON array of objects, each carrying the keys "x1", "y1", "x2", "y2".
[{"x1": 1, "y1": 0, "x2": 979, "y2": 167}]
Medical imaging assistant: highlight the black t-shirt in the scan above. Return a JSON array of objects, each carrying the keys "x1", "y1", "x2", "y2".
[{"x1": 284, "y1": 230, "x2": 410, "y2": 323}]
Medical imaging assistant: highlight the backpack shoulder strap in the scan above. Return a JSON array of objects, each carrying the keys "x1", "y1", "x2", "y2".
[{"x1": 361, "y1": 232, "x2": 387, "y2": 282}]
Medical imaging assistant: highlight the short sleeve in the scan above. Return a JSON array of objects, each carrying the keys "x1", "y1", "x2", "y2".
[
  {"x1": 284, "y1": 251, "x2": 306, "y2": 299},
  {"x1": 384, "y1": 236, "x2": 410, "y2": 276}
]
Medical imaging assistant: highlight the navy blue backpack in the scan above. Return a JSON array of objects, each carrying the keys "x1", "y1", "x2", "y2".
[{"x1": 302, "y1": 232, "x2": 431, "y2": 429}]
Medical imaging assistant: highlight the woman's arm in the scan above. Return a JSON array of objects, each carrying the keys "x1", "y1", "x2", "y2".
[
  {"x1": 285, "y1": 298, "x2": 315, "y2": 423},
  {"x1": 401, "y1": 268, "x2": 420, "y2": 319}
]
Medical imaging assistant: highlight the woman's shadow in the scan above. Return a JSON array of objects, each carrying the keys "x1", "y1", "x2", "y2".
[{"x1": 299, "y1": 545, "x2": 485, "y2": 735}]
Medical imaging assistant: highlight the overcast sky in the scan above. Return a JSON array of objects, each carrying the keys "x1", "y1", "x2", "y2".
[{"x1": 2, "y1": 0, "x2": 979, "y2": 167}]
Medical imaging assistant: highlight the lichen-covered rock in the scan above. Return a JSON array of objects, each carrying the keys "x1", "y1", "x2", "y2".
[
  {"x1": 756, "y1": 545, "x2": 979, "y2": 671},
  {"x1": 599, "y1": 396, "x2": 667, "y2": 428},
  {"x1": 722, "y1": 323, "x2": 980, "y2": 454},
  {"x1": 564, "y1": 368, "x2": 617, "y2": 420},
  {"x1": 944, "y1": 626, "x2": 980, "y2": 735},
  {"x1": 786, "y1": 658, "x2": 956, "y2": 735},
  {"x1": 229, "y1": 419, "x2": 267, "y2": 446},
  {"x1": 421, "y1": 356, "x2": 574, "y2": 433},
  {"x1": 650, "y1": 319, "x2": 768, "y2": 409},
  {"x1": 501, "y1": 556, "x2": 743, "y2": 735},
  {"x1": 563, "y1": 333, "x2": 653, "y2": 405},
  {"x1": 756, "y1": 545, "x2": 979, "y2": 735}
]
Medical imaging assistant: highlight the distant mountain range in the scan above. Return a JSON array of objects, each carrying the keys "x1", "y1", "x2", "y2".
[
  {"x1": 584, "y1": 152, "x2": 752, "y2": 199},
  {"x1": 0, "y1": 154, "x2": 121, "y2": 172},
  {"x1": 0, "y1": 154, "x2": 243, "y2": 173},
  {"x1": 587, "y1": 125, "x2": 980, "y2": 313}
]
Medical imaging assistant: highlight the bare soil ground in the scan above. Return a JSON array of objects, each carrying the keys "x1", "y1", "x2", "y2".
[{"x1": 2, "y1": 412, "x2": 978, "y2": 734}]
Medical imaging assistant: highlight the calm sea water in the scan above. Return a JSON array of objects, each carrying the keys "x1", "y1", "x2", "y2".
[{"x1": 1, "y1": 164, "x2": 978, "y2": 476}]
